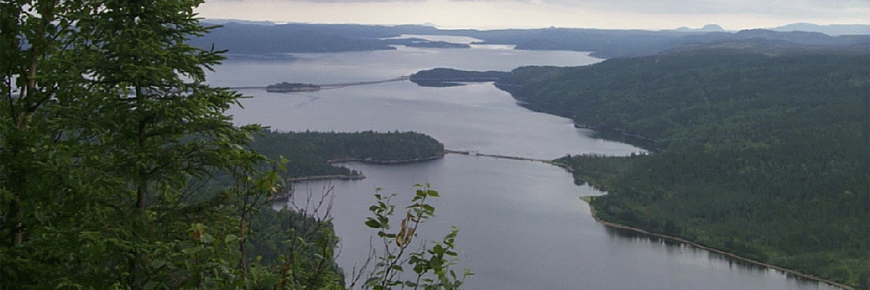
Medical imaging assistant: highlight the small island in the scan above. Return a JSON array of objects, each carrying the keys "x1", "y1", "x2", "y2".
[
  {"x1": 266, "y1": 82, "x2": 320, "y2": 93},
  {"x1": 385, "y1": 38, "x2": 471, "y2": 49},
  {"x1": 405, "y1": 40, "x2": 471, "y2": 49}
]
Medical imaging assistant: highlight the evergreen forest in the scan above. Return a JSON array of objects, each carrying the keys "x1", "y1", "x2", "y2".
[{"x1": 499, "y1": 52, "x2": 869, "y2": 288}]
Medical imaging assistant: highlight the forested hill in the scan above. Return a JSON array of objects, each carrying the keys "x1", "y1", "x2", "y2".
[
  {"x1": 499, "y1": 52, "x2": 869, "y2": 288},
  {"x1": 498, "y1": 53, "x2": 868, "y2": 151}
]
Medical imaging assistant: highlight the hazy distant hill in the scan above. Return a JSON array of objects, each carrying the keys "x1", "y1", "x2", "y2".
[
  {"x1": 467, "y1": 28, "x2": 867, "y2": 58},
  {"x1": 675, "y1": 29, "x2": 867, "y2": 45},
  {"x1": 201, "y1": 19, "x2": 276, "y2": 26},
  {"x1": 672, "y1": 24, "x2": 726, "y2": 32},
  {"x1": 771, "y1": 23, "x2": 870, "y2": 36},
  {"x1": 189, "y1": 22, "x2": 410, "y2": 54},
  {"x1": 664, "y1": 29, "x2": 870, "y2": 56},
  {"x1": 189, "y1": 21, "x2": 869, "y2": 57}
]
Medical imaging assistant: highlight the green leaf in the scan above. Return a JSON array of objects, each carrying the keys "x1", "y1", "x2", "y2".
[
  {"x1": 365, "y1": 218, "x2": 381, "y2": 228},
  {"x1": 224, "y1": 234, "x2": 238, "y2": 244}
]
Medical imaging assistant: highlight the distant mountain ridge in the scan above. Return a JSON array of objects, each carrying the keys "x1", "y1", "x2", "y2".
[
  {"x1": 770, "y1": 23, "x2": 870, "y2": 36},
  {"x1": 672, "y1": 24, "x2": 725, "y2": 32},
  {"x1": 201, "y1": 19, "x2": 276, "y2": 26},
  {"x1": 666, "y1": 23, "x2": 870, "y2": 36},
  {"x1": 190, "y1": 20, "x2": 869, "y2": 58}
]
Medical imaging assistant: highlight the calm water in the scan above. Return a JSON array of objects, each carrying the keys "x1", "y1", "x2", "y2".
[{"x1": 207, "y1": 39, "x2": 837, "y2": 290}]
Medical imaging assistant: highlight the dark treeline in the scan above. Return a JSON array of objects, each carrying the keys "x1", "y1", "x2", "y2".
[
  {"x1": 250, "y1": 130, "x2": 445, "y2": 179},
  {"x1": 503, "y1": 52, "x2": 869, "y2": 288}
]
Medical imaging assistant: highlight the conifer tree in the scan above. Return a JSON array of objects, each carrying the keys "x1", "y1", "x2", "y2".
[{"x1": 1, "y1": 1, "x2": 271, "y2": 288}]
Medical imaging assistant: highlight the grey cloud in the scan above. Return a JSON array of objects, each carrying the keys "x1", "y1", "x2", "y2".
[{"x1": 205, "y1": 0, "x2": 868, "y2": 19}]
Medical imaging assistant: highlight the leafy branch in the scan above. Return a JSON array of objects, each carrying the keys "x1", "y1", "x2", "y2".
[{"x1": 357, "y1": 184, "x2": 471, "y2": 290}]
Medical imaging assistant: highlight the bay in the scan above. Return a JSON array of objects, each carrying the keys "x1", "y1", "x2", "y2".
[{"x1": 208, "y1": 40, "x2": 837, "y2": 290}]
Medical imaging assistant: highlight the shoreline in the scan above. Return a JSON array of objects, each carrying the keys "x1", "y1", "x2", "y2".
[
  {"x1": 580, "y1": 197, "x2": 855, "y2": 290},
  {"x1": 270, "y1": 154, "x2": 446, "y2": 202},
  {"x1": 493, "y1": 83, "x2": 658, "y2": 152},
  {"x1": 285, "y1": 174, "x2": 366, "y2": 183},
  {"x1": 269, "y1": 174, "x2": 366, "y2": 202}
]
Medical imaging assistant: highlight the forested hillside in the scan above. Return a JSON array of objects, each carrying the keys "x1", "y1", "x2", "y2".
[{"x1": 500, "y1": 52, "x2": 870, "y2": 288}]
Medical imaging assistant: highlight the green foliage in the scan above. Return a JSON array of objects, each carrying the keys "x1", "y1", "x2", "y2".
[
  {"x1": 0, "y1": 1, "x2": 364, "y2": 289},
  {"x1": 246, "y1": 192, "x2": 345, "y2": 289},
  {"x1": 509, "y1": 53, "x2": 870, "y2": 287},
  {"x1": 1, "y1": 2, "x2": 462, "y2": 289},
  {"x1": 359, "y1": 184, "x2": 471, "y2": 290},
  {"x1": 0, "y1": 0, "x2": 307, "y2": 288}
]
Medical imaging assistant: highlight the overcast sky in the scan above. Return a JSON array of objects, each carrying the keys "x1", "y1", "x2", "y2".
[{"x1": 196, "y1": 0, "x2": 869, "y2": 30}]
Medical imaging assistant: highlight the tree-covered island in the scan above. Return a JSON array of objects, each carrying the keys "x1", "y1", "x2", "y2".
[
  {"x1": 384, "y1": 38, "x2": 472, "y2": 49},
  {"x1": 266, "y1": 82, "x2": 321, "y2": 93},
  {"x1": 405, "y1": 40, "x2": 471, "y2": 49}
]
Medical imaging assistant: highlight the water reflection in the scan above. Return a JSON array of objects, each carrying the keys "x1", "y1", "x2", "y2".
[{"x1": 603, "y1": 222, "x2": 835, "y2": 289}]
